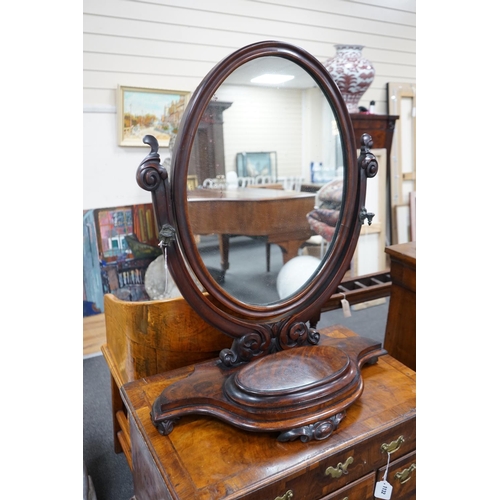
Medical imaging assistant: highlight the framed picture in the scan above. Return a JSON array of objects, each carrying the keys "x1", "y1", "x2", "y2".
[
  {"x1": 187, "y1": 175, "x2": 199, "y2": 191},
  {"x1": 236, "y1": 152, "x2": 277, "y2": 179},
  {"x1": 117, "y1": 85, "x2": 190, "y2": 147}
]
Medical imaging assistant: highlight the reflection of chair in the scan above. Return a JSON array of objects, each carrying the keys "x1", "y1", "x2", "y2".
[
  {"x1": 101, "y1": 293, "x2": 232, "y2": 467},
  {"x1": 237, "y1": 176, "x2": 255, "y2": 187},
  {"x1": 255, "y1": 175, "x2": 276, "y2": 185},
  {"x1": 280, "y1": 176, "x2": 303, "y2": 191},
  {"x1": 202, "y1": 176, "x2": 227, "y2": 188}
]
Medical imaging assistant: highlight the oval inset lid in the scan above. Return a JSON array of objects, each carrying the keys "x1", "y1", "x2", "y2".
[{"x1": 233, "y1": 345, "x2": 349, "y2": 396}]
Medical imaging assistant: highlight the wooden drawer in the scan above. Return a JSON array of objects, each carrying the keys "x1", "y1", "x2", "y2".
[
  {"x1": 376, "y1": 450, "x2": 416, "y2": 500},
  {"x1": 242, "y1": 417, "x2": 415, "y2": 500},
  {"x1": 265, "y1": 473, "x2": 376, "y2": 500},
  {"x1": 390, "y1": 262, "x2": 416, "y2": 292},
  {"x1": 385, "y1": 242, "x2": 416, "y2": 293},
  {"x1": 321, "y1": 472, "x2": 375, "y2": 499}
]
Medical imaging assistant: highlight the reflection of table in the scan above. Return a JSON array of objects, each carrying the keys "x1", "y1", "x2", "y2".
[{"x1": 188, "y1": 188, "x2": 316, "y2": 272}]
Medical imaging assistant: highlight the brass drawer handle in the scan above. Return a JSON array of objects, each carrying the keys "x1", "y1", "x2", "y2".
[
  {"x1": 381, "y1": 435, "x2": 404, "y2": 454},
  {"x1": 325, "y1": 456, "x2": 354, "y2": 479},
  {"x1": 395, "y1": 463, "x2": 416, "y2": 484},
  {"x1": 274, "y1": 490, "x2": 293, "y2": 500}
]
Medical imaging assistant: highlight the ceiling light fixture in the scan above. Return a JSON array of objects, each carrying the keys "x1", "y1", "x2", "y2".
[{"x1": 250, "y1": 74, "x2": 295, "y2": 85}]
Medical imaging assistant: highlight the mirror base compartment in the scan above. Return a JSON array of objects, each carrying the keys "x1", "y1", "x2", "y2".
[{"x1": 148, "y1": 336, "x2": 385, "y2": 442}]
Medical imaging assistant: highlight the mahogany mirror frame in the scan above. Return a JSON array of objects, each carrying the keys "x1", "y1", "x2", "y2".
[{"x1": 137, "y1": 40, "x2": 378, "y2": 366}]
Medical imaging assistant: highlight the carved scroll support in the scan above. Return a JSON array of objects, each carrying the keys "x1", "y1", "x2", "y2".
[
  {"x1": 136, "y1": 135, "x2": 168, "y2": 192},
  {"x1": 277, "y1": 411, "x2": 346, "y2": 443},
  {"x1": 357, "y1": 133, "x2": 378, "y2": 226},
  {"x1": 135, "y1": 134, "x2": 174, "y2": 245},
  {"x1": 358, "y1": 133, "x2": 378, "y2": 178},
  {"x1": 219, "y1": 320, "x2": 321, "y2": 368}
]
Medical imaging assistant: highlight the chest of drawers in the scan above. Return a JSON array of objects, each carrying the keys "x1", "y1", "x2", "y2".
[
  {"x1": 384, "y1": 241, "x2": 416, "y2": 371},
  {"x1": 120, "y1": 325, "x2": 416, "y2": 499}
]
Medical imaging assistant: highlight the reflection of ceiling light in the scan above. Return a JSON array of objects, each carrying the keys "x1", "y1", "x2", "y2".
[{"x1": 251, "y1": 74, "x2": 295, "y2": 85}]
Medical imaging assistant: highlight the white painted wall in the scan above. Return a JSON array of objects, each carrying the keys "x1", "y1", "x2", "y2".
[
  {"x1": 83, "y1": 0, "x2": 416, "y2": 209},
  {"x1": 216, "y1": 85, "x2": 304, "y2": 179}
]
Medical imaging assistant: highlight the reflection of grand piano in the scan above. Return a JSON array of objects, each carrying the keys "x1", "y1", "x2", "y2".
[{"x1": 187, "y1": 188, "x2": 316, "y2": 275}]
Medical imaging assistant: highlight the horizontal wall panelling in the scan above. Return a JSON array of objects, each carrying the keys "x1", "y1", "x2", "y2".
[{"x1": 83, "y1": 0, "x2": 416, "y2": 209}]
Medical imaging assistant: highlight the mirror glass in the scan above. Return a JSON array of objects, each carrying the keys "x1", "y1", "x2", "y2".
[{"x1": 186, "y1": 56, "x2": 345, "y2": 306}]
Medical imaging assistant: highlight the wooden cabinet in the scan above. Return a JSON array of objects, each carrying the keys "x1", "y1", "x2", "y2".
[
  {"x1": 384, "y1": 241, "x2": 416, "y2": 371},
  {"x1": 120, "y1": 325, "x2": 416, "y2": 499},
  {"x1": 188, "y1": 100, "x2": 232, "y2": 183},
  {"x1": 350, "y1": 113, "x2": 398, "y2": 155}
]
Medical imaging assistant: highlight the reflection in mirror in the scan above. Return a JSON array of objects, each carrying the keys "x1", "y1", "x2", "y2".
[{"x1": 186, "y1": 56, "x2": 345, "y2": 306}]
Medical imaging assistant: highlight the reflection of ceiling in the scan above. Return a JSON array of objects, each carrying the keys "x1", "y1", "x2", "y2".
[{"x1": 223, "y1": 57, "x2": 319, "y2": 90}]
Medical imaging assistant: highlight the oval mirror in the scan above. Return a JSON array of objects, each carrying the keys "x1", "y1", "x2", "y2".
[
  {"x1": 137, "y1": 41, "x2": 377, "y2": 363},
  {"x1": 186, "y1": 56, "x2": 345, "y2": 306}
]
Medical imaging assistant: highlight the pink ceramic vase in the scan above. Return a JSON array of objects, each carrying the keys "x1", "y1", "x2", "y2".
[{"x1": 324, "y1": 45, "x2": 375, "y2": 113}]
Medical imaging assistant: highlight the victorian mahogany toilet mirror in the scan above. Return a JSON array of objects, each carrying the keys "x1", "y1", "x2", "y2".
[{"x1": 136, "y1": 40, "x2": 382, "y2": 441}]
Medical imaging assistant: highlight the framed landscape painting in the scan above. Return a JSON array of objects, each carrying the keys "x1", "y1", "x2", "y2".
[{"x1": 117, "y1": 86, "x2": 190, "y2": 147}]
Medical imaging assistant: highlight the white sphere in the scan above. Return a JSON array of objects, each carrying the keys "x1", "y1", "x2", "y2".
[
  {"x1": 144, "y1": 255, "x2": 182, "y2": 301},
  {"x1": 276, "y1": 255, "x2": 322, "y2": 300}
]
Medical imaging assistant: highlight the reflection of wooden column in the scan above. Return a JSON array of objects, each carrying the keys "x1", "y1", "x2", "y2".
[{"x1": 189, "y1": 101, "x2": 232, "y2": 183}]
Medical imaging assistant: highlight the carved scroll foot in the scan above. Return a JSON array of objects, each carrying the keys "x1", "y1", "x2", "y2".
[
  {"x1": 151, "y1": 414, "x2": 180, "y2": 436},
  {"x1": 277, "y1": 411, "x2": 346, "y2": 443},
  {"x1": 364, "y1": 354, "x2": 380, "y2": 366}
]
